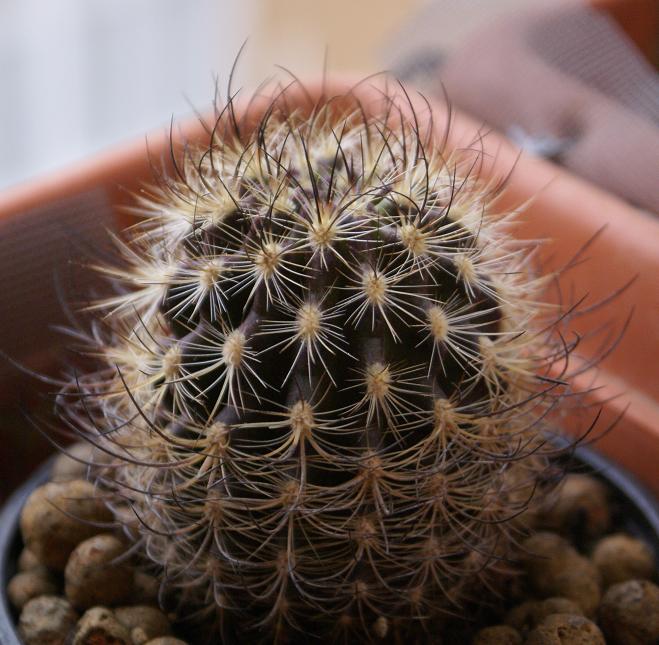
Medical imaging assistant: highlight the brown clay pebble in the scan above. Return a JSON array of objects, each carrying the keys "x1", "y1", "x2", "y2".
[
  {"x1": 539, "y1": 557, "x2": 601, "y2": 617},
  {"x1": 522, "y1": 533, "x2": 601, "y2": 616},
  {"x1": 50, "y1": 442, "x2": 94, "y2": 482},
  {"x1": 505, "y1": 600, "x2": 540, "y2": 633},
  {"x1": 114, "y1": 605, "x2": 172, "y2": 644},
  {"x1": 17, "y1": 547, "x2": 42, "y2": 572},
  {"x1": 525, "y1": 613, "x2": 605, "y2": 644},
  {"x1": 133, "y1": 570, "x2": 160, "y2": 604},
  {"x1": 472, "y1": 624, "x2": 522, "y2": 644},
  {"x1": 71, "y1": 606, "x2": 131, "y2": 645},
  {"x1": 64, "y1": 534, "x2": 134, "y2": 610},
  {"x1": 505, "y1": 598, "x2": 583, "y2": 634},
  {"x1": 18, "y1": 595, "x2": 78, "y2": 645},
  {"x1": 143, "y1": 639, "x2": 190, "y2": 645},
  {"x1": 598, "y1": 579, "x2": 659, "y2": 645},
  {"x1": 111, "y1": 502, "x2": 141, "y2": 541},
  {"x1": 522, "y1": 532, "x2": 576, "y2": 573},
  {"x1": 591, "y1": 533, "x2": 656, "y2": 587},
  {"x1": 539, "y1": 474, "x2": 610, "y2": 538},
  {"x1": 535, "y1": 597, "x2": 583, "y2": 621},
  {"x1": 7, "y1": 569, "x2": 59, "y2": 609},
  {"x1": 20, "y1": 480, "x2": 112, "y2": 570}
]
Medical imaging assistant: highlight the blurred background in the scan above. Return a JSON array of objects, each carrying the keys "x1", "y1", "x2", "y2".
[
  {"x1": 6, "y1": 0, "x2": 656, "y2": 191},
  {"x1": 0, "y1": 0, "x2": 657, "y2": 499},
  {"x1": 0, "y1": 0, "x2": 250, "y2": 189}
]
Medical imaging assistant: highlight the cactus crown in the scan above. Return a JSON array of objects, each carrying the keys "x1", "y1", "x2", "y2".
[{"x1": 59, "y1": 81, "x2": 578, "y2": 643}]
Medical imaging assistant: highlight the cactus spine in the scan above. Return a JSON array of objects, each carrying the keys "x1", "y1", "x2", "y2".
[{"x1": 59, "y1": 82, "x2": 578, "y2": 643}]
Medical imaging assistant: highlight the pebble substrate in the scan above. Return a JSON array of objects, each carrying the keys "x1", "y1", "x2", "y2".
[{"x1": 5, "y1": 446, "x2": 658, "y2": 644}]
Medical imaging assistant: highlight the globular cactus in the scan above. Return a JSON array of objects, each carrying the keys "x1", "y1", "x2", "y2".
[{"x1": 58, "y1": 82, "x2": 578, "y2": 643}]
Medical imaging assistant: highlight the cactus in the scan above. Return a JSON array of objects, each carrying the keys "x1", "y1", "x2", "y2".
[{"x1": 58, "y1": 82, "x2": 582, "y2": 643}]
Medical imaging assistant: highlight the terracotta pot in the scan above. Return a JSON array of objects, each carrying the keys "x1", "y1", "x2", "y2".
[
  {"x1": 0, "y1": 120, "x2": 208, "y2": 387},
  {"x1": 590, "y1": 0, "x2": 659, "y2": 65},
  {"x1": 486, "y1": 136, "x2": 659, "y2": 497},
  {"x1": 1, "y1": 76, "x2": 657, "y2": 497}
]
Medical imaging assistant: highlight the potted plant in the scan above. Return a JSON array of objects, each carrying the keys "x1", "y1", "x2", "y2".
[{"x1": 0, "y1": 77, "x2": 657, "y2": 644}]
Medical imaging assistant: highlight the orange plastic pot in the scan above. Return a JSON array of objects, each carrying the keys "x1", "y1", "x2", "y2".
[{"x1": 0, "y1": 77, "x2": 657, "y2": 498}]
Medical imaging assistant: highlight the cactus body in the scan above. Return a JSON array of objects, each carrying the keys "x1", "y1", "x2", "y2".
[{"x1": 60, "y1": 84, "x2": 570, "y2": 643}]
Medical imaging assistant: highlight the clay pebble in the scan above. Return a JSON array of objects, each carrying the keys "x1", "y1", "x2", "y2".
[
  {"x1": 525, "y1": 613, "x2": 605, "y2": 644},
  {"x1": 7, "y1": 568, "x2": 59, "y2": 609},
  {"x1": 50, "y1": 442, "x2": 94, "y2": 482},
  {"x1": 18, "y1": 595, "x2": 78, "y2": 645},
  {"x1": 598, "y1": 579, "x2": 659, "y2": 645},
  {"x1": 522, "y1": 532, "x2": 602, "y2": 617},
  {"x1": 64, "y1": 533, "x2": 134, "y2": 610},
  {"x1": 505, "y1": 597, "x2": 583, "y2": 634},
  {"x1": 17, "y1": 547, "x2": 42, "y2": 572},
  {"x1": 71, "y1": 606, "x2": 132, "y2": 645},
  {"x1": 114, "y1": 605, "x2": 172, "y2": 644},
  {"x1": 133, "y1": 571, "x2": 160, "y2": 604},
  {"x1": 20, "y1": 480, "x2": 112, "y2": 571},
  {"x1": 472, "y1": 624, "x2": 522, "y2": 644},
  {"x1": 591, "y1": 533, "x2": 656, "y2": 588},
  {"x1": 538, "y1": 474, "x2": 610, "y2": 539}
]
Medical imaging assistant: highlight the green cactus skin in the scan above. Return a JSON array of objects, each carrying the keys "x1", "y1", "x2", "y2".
[{"x1": 58, "y1": 82, "x2": 582, "y2": 644}]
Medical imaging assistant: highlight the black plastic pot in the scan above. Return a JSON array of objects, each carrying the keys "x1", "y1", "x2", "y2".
[
  {"x1": 1, "y1": 460, "x2": 55, "y2": 645},
  {"x1": 1, "y1": 448, "x2": 658, "y2": 645}
]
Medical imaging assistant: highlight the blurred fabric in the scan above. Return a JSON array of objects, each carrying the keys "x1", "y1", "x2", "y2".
[{"x1": 440, "y1": 3, "x2": 659, "y2": 213}]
